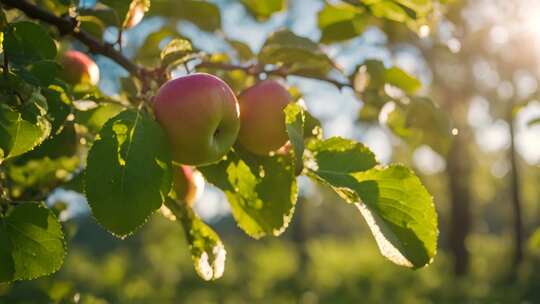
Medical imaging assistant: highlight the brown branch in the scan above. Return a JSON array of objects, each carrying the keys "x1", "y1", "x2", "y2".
[
  {"x1": 3, "y1": 0, "x2": 352, "y2": 91},
  {"x1": 196, "y1": 61, "x2": 352, "y2": 90},
  {"x1": 508, "y1": 104, "x2": 524, "y2": 267},
  {"x1": 2, "y1": 0, "x2": 144, "y2": 79}
]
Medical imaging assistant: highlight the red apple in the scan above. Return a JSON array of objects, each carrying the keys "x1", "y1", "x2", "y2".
[
  {"x1": 174, "y1": 165, "x2": 204, "y2": 206},
  {"x1": 153, "y1": 73, "x2": 240, "y2": 165},
  {"x1": 60, "y1": 50, "x2": 100, "y2": 86},
  {"x1": 237, "y1": 79, "x2": 292, "y2": 155}
]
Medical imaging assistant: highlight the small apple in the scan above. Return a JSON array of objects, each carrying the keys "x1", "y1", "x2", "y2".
[
  {"x1": 174, "y1": 165, "x2": 205, "y2": 206},
  {"x1": 237, "y1": 79, "x2": 292, "y2": 155},
  {"x1": 123, "y1": 1, "x2": 146, "y2": 29},
  {"x1": 60, "y1": 50, "x2": 100, "y2": 86},
  {"x1": 153, "y1": 73, "x2": 240, "y2": 165}
]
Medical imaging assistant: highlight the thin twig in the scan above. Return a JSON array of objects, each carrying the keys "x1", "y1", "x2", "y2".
[
  {"x1": 196, "y1": 61, "x2": 352, "y2": 90},
  {"x1": 3, "y1": 0, "x2": 353, "y2": 91},
  {"x1": 117, "y1": 28, "x2": 124, "y2": 53}
]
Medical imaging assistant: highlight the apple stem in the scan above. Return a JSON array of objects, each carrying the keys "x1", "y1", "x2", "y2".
[{"x1": 183, "y1": 62, "x2": 192, "y2": 74}]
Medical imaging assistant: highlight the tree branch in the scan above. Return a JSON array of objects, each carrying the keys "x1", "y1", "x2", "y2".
[
  {"x1": 3, "y1": 0, "x2": 352, "y2": 91},
  {"x1": 196, "y1": 61, "x2": 352, "y2": 90},
  {"x1": 2, "y1": 0, "x2": 144, "y2": 79}
]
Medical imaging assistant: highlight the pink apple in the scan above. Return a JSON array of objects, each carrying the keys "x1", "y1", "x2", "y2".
[
  {"x1": 237, "y1": 79, "x2": 292, "y2": 155},
  {"x1": 153, "y1": 73, "x2": 240, "y2": 165},
  {"x1": 60, "y1": 50, "x2": 100, "y2": 86},
  {"x1": 174, "y1": 165, "x2": 205, "y2": 206}
]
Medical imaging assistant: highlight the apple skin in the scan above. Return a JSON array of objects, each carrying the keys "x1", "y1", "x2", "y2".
[
  {"x1": 174, "y1": 165, "x2": 205, "y2": 206},
  {"x1": 60, "y1": 50, "x2": 100, "y2": 86},
  {"x1": 237, "y1": 79, "x2": 292, "y2": 155},
  {"x1": 153, "y1": 73, "x2": 240, "y2": 166}
]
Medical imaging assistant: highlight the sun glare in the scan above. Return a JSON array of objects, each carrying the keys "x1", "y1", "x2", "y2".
[{"x1": 518, "y1": 0, "x2": 540, "y2": 48}]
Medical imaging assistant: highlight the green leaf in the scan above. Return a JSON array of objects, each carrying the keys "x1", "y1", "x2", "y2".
[
  {"x1": 0, "y1": 104, "x2": 51, "y2": 162},
  {"x1": 0, "y1": 203, "x2": 65, "y2": 282},
  {"x1": 100, "y1": 0, "x2": 149, "y2": 27},
  {"x1": 352, "y1": 60, "x2": 387, "y2": 93},
  {"x1": 259, "y1": 29, "x2": 334, "y2": 77},
  {"x1": 308, "y1": 137, "x2": 377, "y2": 175},
  {"x1": 529, "y1": 227, "x2": 540, "y2": 251},
  {"x1": 352, "y1": 61, "x2": 421, "y2": 95},
  {"x1": 8, "y1": 156, "x2": 80, "y2": 192},
  {"x1": 352, "y1": 165, "x2": 438, "y2": 268},
  {"x1": 136, "y1": 27, "x2": 184, "y2": 66},
  {"x1": 85, "y1": 110, "x2": 172, "y2": 237},
  {"x1": 306, "y1": 137, "x2": 377, "y2": 202},
  {"x1": 393, "y1": 0, "x2": 432, "y2": 15},
  {"x1": 528, "y1": 116, "x2": 540, "y2": 127},
  {"x1": 370, "y1": 1, "x2": 408, "y2": 22},
  {"x1": 100, "y1": 0, "x2": 130, "y2": 26},
  {"x1": 75, "y1": 102, "x2": 125, "y2": 133},
  {"x1": 384, "y1": 66, "x2": 421, "y2": 94},
  {"x1": 150, "y1": 0, "x2": 221, "y2": 32},
  {"x1": 19, "y1": 122, "x2": 77, "y2": 160},
  {"x1": 306, "y1": 138, "x2": 437, "y2": 268},
  {"x1": 160, "y1": 38, "x2": 195, "y2": 68},
  {"x1": 25, "y1": 60, "x2": 60, "y2": 87},
  {"x1": 79, "y1": 7, "x2": 119, "y2": 28},
  {"x1": 318, "y1": 3, "x2": 367, "y2": 44},
  {"x1": 165, "y1": 199, "x2": 226, "y2": 281},
  {"x1": 4, "y1": 22, "x2": 57, "y2": 64},
  {"x1": 241, "y1": 0, "x2": 286, "y2": 21},
  {"x1": 43, "y1": 85, "x2": 72, "y2": 134},
  {"x1": 200, "y1": 150, "x2": 298, "y2": 239},
  {"x1": 284, "y1": 103, "x2": 305, "y2": 175},
  {"x1": 227, "y1": 39, "x2": 254, "y2": 62},
  {"x1": 304, "y1": 110, "x2": 323, "y2": 140},
  {"x1": 386, "y1": 97, "x2": 452, "y2": 155},
  {"x1": 123, "y1": 0, "x2": 150, "y2": 28},
  {"x1": 79, "y1": 15, "x2": 106, "y2": 42}
]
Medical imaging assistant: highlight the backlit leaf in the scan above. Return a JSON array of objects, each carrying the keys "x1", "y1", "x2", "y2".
[
  {"x1": 200, "y1": 149, "x2": 298, "y2": 239},
  {"x1": 259, "y1": 29, "x2": 334, "y2": 77},
  {"x1": 318, "y1": 3, "x2": 367, "y2": 43},
  {"x1": 241, "y1": 0, "x2": 286, "y2": 21},
  {"x1": 160, "y1": 38, "x2": 195, "y2": 68},
  {"x1": 0, "y1": 203, "x2": 65, "y2": 282},
  {"x1": 284, "y1": 103, "x2": 305, "y2": 175},
  {"x1": 0, "y1": 104, "x2": 50, "y2": 162},
  {"x1": 306, "y1": 137, "x2": 437, "y2": 268},
  {"x1": 85, "y1": 110, "x2": 172, "y2": 237},
  {"x1": 165, "y1": 199, "x2": 226, "y2": 281}
]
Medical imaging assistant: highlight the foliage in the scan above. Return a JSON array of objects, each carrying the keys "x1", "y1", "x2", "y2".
[
  {"x1": 0, "y1": 0, "x2": 445, "y2": 286},
  {"x1": 1, "y1": 216, "x2": 539, "y2": 303}
]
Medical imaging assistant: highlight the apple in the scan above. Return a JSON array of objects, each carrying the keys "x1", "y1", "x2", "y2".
[
  {"x1": 237, "y1": 79, "x2": 292, "y2": 155},
  {"x1": 174, "y1": 165, "x2": 205, "y2": 206},
  {"x1": 153, "y1": 73, "x2": 240, "y2": 165},
  {"x1": 60, "y1": 50, "x2": 100, "y2": 86},
  {"x1": 123, "y1": 2, "x2": 146, "y2": 29}
]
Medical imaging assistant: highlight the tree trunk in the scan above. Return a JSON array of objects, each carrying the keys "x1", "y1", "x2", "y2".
[
  {"x1": 292, "y1": 198, "x2": 309, "y2": 274},
  {"x1": 446, "y1": 131, "x2": 472, "y2": 276},
  {"x1": 508, "y1": 108, "x2": 524, "y2": 266}
]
